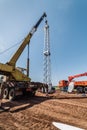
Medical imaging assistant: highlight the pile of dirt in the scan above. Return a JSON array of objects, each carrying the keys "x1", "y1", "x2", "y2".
[{"x1": 0, "y1": 91, "x2": 87, "y2": 130}]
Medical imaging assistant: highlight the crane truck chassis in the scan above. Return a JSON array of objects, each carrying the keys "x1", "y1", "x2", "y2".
[{"x1": 0, "y1": 12, "x2": 48, "y2": 101}]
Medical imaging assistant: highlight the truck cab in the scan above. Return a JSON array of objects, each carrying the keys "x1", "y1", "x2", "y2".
[{"x1": 58, "y1": 80, "x2": 68, "y2": 92}]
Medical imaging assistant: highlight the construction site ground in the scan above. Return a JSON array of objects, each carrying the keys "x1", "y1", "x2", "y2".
[{"x1": 0, "y1": 90, "x2": 87, "y2": 130}]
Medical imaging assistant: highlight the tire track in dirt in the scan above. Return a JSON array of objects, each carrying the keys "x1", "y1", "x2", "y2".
[
  {"x1": 0, "y1": 92, "x2": 87, "y2": 130},
  {"x1": 24, "y1": 99, "x2": 87, "y2": 129}
]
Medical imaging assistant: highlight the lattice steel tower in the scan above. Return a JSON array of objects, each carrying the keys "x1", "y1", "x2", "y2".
[{"x1": 43, "y1": 20, "x2": 52, "y2": 91}]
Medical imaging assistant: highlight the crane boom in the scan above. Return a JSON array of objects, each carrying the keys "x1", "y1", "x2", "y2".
[
  {"x1": 68, "y1": 72, "x2": 87, "y2": 82},
  {"x1": 8, "y1": 12, "x2": 47, "y2": 66},
  {"x1": 0, "y1": 12, "x2": 47, "y2": 81},
  {"x1": 0, "y1": 12, "x2": 49, "y2": 102}
]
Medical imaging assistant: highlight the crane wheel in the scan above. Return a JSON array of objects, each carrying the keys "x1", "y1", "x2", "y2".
[
  {"x1": 77, "y1": 87, "x2": 84, "y2": 93},
  {"x1": 3, "y1": 88, "x2": 9, "y2": 99},
  {"x1": 9, "y1": 88, "x2": 15, "y2": 101},
  {"x1": 32, "y1": 91, "x2": 36, "y2": 96},
  {"x1": 84, "y1": 87, "x2": 87, "y2": 94}
]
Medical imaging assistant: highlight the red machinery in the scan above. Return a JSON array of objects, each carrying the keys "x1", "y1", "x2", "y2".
[
  {"x1": 68, "y1": 72, "x2": 87, "y2": 82},
  {"x1": 59, "y1": 72, "x2": 87, "y2": 93}
]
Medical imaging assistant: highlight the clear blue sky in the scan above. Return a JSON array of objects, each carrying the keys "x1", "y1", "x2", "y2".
[{"x1": 0, "y1": 0, "x2": 87, "y2": 85}]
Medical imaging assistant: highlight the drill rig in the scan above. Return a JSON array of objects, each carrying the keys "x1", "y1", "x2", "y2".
[{"x1": 0, "y1": 12, "x2": 48, "y2": 100}]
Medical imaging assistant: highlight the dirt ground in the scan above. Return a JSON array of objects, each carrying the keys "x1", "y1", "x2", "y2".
[{"x1": 0, "y1": 90, "x2": 87, "y2": 130}]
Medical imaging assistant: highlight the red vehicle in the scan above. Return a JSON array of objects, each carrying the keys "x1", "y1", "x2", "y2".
[{"x1": 58, "y1": 72, "x2": 87, "y2": 93}]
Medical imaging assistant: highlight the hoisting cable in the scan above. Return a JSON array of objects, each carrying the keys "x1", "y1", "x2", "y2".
[{"x1": 0, "y1": 38, "x2": 24, "y2": 55}]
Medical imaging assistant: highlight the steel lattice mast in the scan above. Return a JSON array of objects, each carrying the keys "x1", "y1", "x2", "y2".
[{"x1": 43, "y1": 20, "x2": 52, "y2": 91}]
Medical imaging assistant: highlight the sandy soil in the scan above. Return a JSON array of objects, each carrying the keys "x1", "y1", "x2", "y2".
[{"x1": 0, "y1": 90, "x2": 87, "y2": 130}]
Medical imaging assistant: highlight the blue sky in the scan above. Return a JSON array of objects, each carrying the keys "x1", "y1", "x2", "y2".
[{"x1": 0, "y1": 0, "x2": 87, "y2": 85}]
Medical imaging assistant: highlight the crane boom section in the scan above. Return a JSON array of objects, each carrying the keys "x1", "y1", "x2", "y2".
[
  {"x1": 0, "y1": 13, "x2": 47, "y2": 81},
  {"x1": 68, "y1": 72, "x2": 87, "y2": 82},
  {"x1": 8, "y1": 12, "x2": 47, "y2": 66},
  {"x1": 8, "y1": 34, "x2": 32, "y2": 66}
]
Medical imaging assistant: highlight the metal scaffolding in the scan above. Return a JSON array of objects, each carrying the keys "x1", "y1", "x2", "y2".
[{"x1": 43, "y1": 20, "x2": 52, "y2": 91}]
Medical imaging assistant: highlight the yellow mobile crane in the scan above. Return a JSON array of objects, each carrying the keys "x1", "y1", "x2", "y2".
[{"x1": 0, "y1": 12, "x2": 47, "y2": 100}]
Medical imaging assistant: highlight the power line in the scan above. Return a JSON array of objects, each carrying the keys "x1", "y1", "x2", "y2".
[{"x1": 0, "y1": 39, "x2": 24, "y2": 55}]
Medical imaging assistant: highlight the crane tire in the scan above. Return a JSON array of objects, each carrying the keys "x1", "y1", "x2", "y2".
[
  {"x1": 9, "y1": 88, "x2": 15, "y2": 101},
  {"x1": 31, "y1": 91, "x2": 35, "y2": 96},
  {"x1": 3, "y1": 88, "x2": 9, "y2": 99},
  {"x1": 84, "y1": 87, "x2": 87, "y2": 93},
  {"x1": 77, "y1": 87, "x2": 83, "y2": 93}
]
